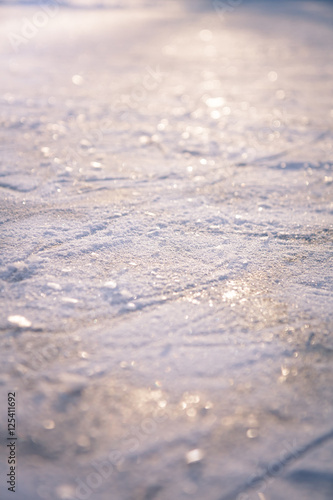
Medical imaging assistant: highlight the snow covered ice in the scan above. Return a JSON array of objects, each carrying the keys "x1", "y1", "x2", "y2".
[{"x1": 0, "y1": 0, "x2": 333, "y2": 499}]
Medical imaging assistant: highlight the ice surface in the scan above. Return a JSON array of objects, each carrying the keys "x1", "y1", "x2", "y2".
[{"x1": 0, "y1": 0, "x2": 333, "y2": 499}]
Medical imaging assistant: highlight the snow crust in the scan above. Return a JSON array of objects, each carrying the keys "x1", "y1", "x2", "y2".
[{"x1": 0, "y1": 1, "x2": 333, "y2": 499}]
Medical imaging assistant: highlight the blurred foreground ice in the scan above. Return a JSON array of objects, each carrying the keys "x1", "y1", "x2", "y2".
[{"x1": 0, "y1": 0, "x2": 333, "y2": 499}]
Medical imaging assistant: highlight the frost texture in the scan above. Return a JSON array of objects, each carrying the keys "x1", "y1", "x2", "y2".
[{"x1": 0, "y1": 1, "x2": 333, "y2": 499}]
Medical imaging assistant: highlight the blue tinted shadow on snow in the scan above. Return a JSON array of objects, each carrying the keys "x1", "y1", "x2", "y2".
[
  {"x1": 286, "y1": 469, "x2": 333, "y2": 494},
  {"x1": 1, "y1": 0, "x2": 332, "y2": 35},
  {"x1": 192, "y1": 0, "x2": 333, "y2": 30},
  {"x1": 1, "y1": 0, "x2": 333, "y2": 9},
  {"x1": 218, "y1": 427, "x2": 333, "y2": 500}
]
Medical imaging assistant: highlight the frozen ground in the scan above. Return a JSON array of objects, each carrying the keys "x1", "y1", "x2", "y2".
[{"x1": 0, "y1": 0, "x2": 333, "y2": 499}]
